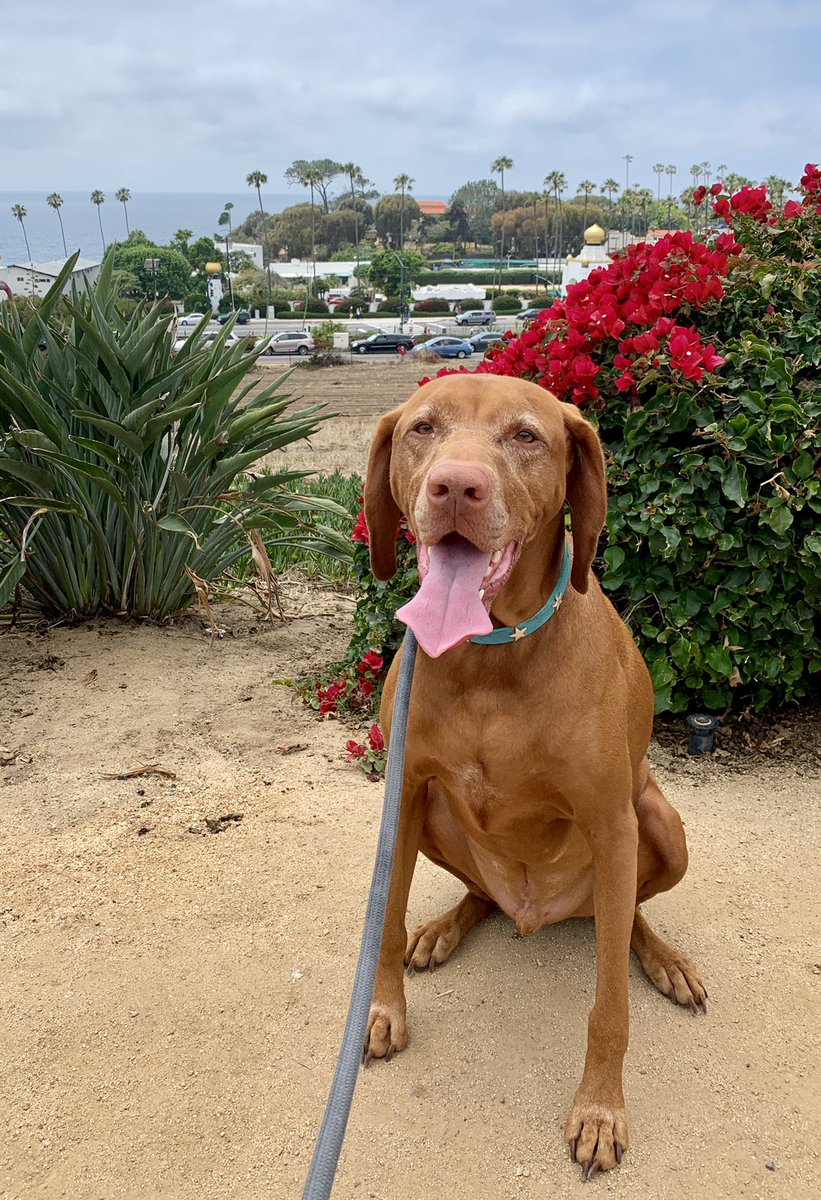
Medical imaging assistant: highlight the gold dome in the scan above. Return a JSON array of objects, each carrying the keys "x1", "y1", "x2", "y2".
[
  {"x1": 584, "y1": 223, "x2": 606, "y2": 245},
  {"x1": 205, "y1": 261, "x2": 223, "y2": 275}
]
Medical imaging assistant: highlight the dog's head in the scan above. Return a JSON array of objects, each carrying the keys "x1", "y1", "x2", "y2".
[{"x1": 365, "y1": 373, "x2": 607, "y2": 594}]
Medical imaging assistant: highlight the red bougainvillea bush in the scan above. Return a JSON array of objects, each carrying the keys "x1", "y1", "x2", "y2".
[{"x1": 396, "y1": 166, "x2": 821, "y2": 712}]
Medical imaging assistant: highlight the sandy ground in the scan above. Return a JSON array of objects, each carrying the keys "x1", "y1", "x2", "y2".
[{"x1": 2, "y1": 360, "x2": 820, "y2": 1200}]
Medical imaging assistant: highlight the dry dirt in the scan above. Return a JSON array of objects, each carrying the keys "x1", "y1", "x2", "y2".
[{"x1": 2, "y1": 360, "x2": 820, "y2": 1200}]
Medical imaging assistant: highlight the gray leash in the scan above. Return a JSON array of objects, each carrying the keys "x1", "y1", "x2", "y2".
[{"x1": 301, "y1": 629, "x2": 418, "y2": 1200}]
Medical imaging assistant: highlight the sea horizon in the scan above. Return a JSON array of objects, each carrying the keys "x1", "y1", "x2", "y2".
[{"x1": 0, "y1": 191, "x2": 303, "y2": 265}]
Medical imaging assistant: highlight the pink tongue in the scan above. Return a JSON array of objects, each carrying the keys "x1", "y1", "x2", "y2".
[{"x1": 397, "y1": 537, "x2": 492, "y2": 658}]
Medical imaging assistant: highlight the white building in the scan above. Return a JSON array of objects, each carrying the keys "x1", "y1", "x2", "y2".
[
  {"x1": 0, "y1": 256, "x2": 101, "y2": 299},
  {"x1": 562, "y1": 224, "x2": 612, "y2": 292},
  {"x1": 215, "y1": 240, "x2": 264, "y2": 270}
]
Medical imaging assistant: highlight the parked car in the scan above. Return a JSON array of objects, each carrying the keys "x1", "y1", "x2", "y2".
[
  {"x1": 469, "y1": 331, "x2": 505, "y2": 352},
  {"x1": 351, "y1": 332, "x2": 414, "y2": 354},
  {"x1": 266, "y1": 330, "x2": 314, "y2": 356},
  {"x1": 454, "y1": 308, "x2": 496, "y2": 326},
  {"x1": 218, "y1": 309, "x2": 251, "y2": 325},
  {"x1": 177, "y1": 312, "x2": 206, "y2": 326},
  {"x1": 173, "y1": 332, "x2": 238, "y2": 353},
  {"x1": 516, "y1": 306, "x2": 550, "y2": 322},
  {"x1": 411, "y1": 335, "x2": 474, "y2": 360},
  {"x1": 326, "y1": 294, "x2": 347, "y2": 308}
]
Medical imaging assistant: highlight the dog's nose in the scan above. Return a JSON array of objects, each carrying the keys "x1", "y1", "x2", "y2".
[{"x1": 426, "y1": 461, "x2": 491, "y2": 513}]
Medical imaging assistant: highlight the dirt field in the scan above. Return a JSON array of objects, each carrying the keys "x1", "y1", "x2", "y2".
[{"x1": 2, "y1": 360, "x2": 820, "y2": 1200}]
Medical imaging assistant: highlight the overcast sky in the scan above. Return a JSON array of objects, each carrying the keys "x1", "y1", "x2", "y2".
[{"x1": 2, "y1": 0, "x2": 819, "y2": 200}]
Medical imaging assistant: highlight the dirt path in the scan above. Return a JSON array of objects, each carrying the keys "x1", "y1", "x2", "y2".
[{"x1": 1, "y1": 361, "x2": 820, "y2": 1199}]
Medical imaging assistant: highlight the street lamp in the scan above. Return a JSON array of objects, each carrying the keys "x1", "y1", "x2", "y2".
[
  {"x1": 144, "y1": 257, "x2": 160, "y2": 303},
  {"x1": 385, "y1": 247, "x2": 409, "y2": 333}
]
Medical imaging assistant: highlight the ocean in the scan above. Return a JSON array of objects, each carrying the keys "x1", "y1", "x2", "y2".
[{"x1": 0, "y1": 191, "x2": 298, "y2": 265}]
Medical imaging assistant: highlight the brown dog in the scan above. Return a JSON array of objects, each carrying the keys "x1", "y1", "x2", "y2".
[{"x1": 362, "y1": 373, "x2": 706, "y2": 1179}]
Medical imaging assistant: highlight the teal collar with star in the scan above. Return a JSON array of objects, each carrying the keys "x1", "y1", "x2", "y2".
[{"x1": 470, "y1": 539, "x2": 572, "y2": 646}]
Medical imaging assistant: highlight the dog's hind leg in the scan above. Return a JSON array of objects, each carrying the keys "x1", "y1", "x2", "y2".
[
  {"x1": 630, "y1": 908, "x2": 707, "y2": 1014},
  {"x1": 405, "y1": 890, "x2": 497, "y2": 972}
]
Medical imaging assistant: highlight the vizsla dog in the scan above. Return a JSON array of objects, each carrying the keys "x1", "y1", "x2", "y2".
[{"x1": 362, "y1": 373, "x2": 707, "y2": 1179}]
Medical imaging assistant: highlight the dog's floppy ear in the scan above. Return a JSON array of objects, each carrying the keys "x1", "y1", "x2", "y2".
[
  {"x1": 563, "y1": 404, "x2": 608, "y2": 594},
  {"x1": 364, "y1": 406, "x2": 404, "y2": 580}
]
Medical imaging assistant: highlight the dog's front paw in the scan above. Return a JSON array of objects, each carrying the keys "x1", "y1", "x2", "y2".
[
  {"x1": 564, "y1": 1096, "x2": 629, "y2": 1180},
  {"x1": 362, "y1": 1001, "x2": 408, "y2": 1066}
]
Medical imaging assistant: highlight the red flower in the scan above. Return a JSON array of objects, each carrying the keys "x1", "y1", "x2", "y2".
[
  {"x1": 710, "y1": 182, "x2": 723, "y2": 196},
  {"x1": 730, "y1": 185, "x2": 772, "y2": 221},
  {"x1": 783, "y1": 199, "x2": 804, "y2": 218},
  {"x1": 368, "y1": 724, "x2": 385, "y2": 752},
  {"x1": 359, "y1": 650, "x2": 385, "y2": 675},
  {"x1": 346, "y1": 740, "x2": 366, "y2": 760},
  {"x1": 693, "y1": 186, "x2": 707, "y2": 207},
  {"x1": 352, "y1": 509, "x2": 370, "y2": 544},
  {"x1": 800, "y1": 163, "x2": 821, "y2": 194},
  {"x1": 712, "y1": 197, "x2": 732, "y2": 220}
]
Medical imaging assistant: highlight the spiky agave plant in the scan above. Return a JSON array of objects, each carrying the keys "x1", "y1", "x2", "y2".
[{"x1": 0, "y1": 253, "x2": 350, "y2": 617}]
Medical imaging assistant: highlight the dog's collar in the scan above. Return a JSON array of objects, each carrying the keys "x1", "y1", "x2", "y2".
[{"x1": 470, "y1": 539, "x2": 572, "y2": 646}]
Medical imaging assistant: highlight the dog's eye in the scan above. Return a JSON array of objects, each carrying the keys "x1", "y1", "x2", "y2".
[
  {"x1": 514, "y1": 429, "x2": 537, "y2": 443},
  {"x1": 413, "y1": 422, "x2": 434, "y2": 435}
]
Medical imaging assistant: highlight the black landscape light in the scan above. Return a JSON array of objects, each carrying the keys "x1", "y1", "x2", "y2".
[{"x1": 686, "y1": 713, "x2": 718, "y2": 755}]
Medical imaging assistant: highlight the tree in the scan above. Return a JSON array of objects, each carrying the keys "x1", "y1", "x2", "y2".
[
  {"x1": 393, "y1": 172, "x2": 415, "y2": 249},
  {"x1": 341, "y1": 161, "x2": 368, "y2": 271},
  {"x1": 218, "y1": 202, "x2": 235, "y2": 307},
  {"x1": 105, "y1": 239, "x2": 192, "y2": 300},
  {"x1": 544, "y1": 171, "x2": 566, "y2": 262},
  {"x1": 115, "y1": 188, "x2": 131, "y2": 238},
  {"x1": 271, "y1": 204, "x2": 317, "y2": 259},
  {"x1": 284, "y1": 158, "x2": 343, "y2": 213},
  {"x1": 665, "y1": 165, "x2": 677, "y2": 226},
  {"x1": 602, "y1": 178, "x2": 619, "y2": 233},
  {"x1": 90, "y1": 190, "x2": 106, "y2": 254},
  {"x1": 491, "y1": 156, "x2": 514, "y2": 281},
  {"x1": 11, "y1": 203, "x2": 32, "y2": 263},
  {"x1": 447, "y1": 200, "x2": 471, "y2": 255},
  {"x1": 246, "y1": 170, "x2": 272, "y2": 312},
  {"x1": 366, "y1": 248, "x2": 427, "y2": 295},
  {"x1": 450, "y1": 179, "x2": 498, "y2": 245},
  {"x1": 652, "y1": 163, "x2": 665, "y2": 201},
  {"x1": 373, "y1": 194, "x2": 421, "y2": 247},
  {"x1": 46, "y1": 193, "x2": 68, "y2": 257},
  {"x1": 577, "y1": 179, "x2": 596, "y2": 227}
]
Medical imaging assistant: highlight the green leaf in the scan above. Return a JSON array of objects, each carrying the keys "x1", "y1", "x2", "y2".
[
  {"x1": 156, "y1": 514, "x2": 203, "y2": 549},
  {"x1": 721, "y1": 461, "x2": 748, "y2": 506},
  {"x1": 0, "y1": 558, "x2": 26, "y2": 607}
]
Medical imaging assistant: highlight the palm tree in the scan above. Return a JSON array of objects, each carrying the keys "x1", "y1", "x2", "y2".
[
  {"x1": 246, "y1": 170, "x2": 272, "y2": 316},
  {"x1": 218, "y1": 201, "x2": 234, "y2": 309},
  {"x1": 652, "y1": 163, "x2": 665, "y2": 202},
  {"x1": 578, "y1": 179, "x2": 596, "y2": 228},
  {"x1": 393, "y1": 172, "x2": 415, "y2": 250},
  {"x1": 46, "y1": 193, "x2": 68, "y2": 257},
  {"x1": 115, "y1": 188, "x2": 131, "y2": 238},
  {"x1": 602, "y1": 178, "x2": 619, "y2": 235},
  {"x1": 11, "y1": 203, "x2": 32, "y2": 263},
  {"x1": 342, "y1": 162, "x2": 366, "y2": 273},
  {"x1": 90, "y1": 190, "x2": 106, "y2": 253},
  {"x1": 622, "y1": 155, "x2": 634, "y2": 237},
  {"x1": 715, "y1": 163, "x2": 728, "y2": 186},
  {"x1": 764, "y1": 175, "x2": 791, "y2": 207},
  {"x1": 491, "y1": 156, "x2": 514, "y2": 287},
  {"x1": 665, "y1": 165, "x2": 678, "y2": 226},
  {"x1": 544, "y1": 171, "x2": 566, "y2": 265}
]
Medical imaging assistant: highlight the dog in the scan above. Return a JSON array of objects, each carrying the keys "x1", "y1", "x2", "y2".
[{"x1": 361, "y1": 373, "x2": 706, "y2": 1179}]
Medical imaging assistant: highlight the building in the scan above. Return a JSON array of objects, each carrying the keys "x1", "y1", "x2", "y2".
[
  {"x1": 0, "y1": 256, "x2": 101, "y2": 299},
  {"x1": 215, "y1": 240, "x2": 264, "y2": 270},
  {"x1": 418, "y1": 200, "x2": 449, "y2": 218}
]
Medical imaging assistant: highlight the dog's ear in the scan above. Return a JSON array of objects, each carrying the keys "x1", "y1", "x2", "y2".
[
  {"x1": 364, "y1": 407, "x2": 404, "y2": 580},
  {"x1": 563, "y1": 404, "x2": 608, "y2": 594}
]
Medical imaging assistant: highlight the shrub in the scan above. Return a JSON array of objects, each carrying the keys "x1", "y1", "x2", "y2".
[
  {"x1": 412, "y1": 298, "x2": 452, "y2": 314},
  {"x1": 0, "y1": 254, "x2": 348, "y2": 617},
  {"x1": 343, "y1": 165, "x2": 821, "y2": 715},
  {"x1": 301, "y1": 299, "x2": 330, "y2": 315},
  {"x1": 472, "y1": 166, "x2": 821, "y2": 712},
  {"x1": 489, "y1": 296, "x2": 523, "y2": 314},
  {"x1": 376, "y1": 297, "x2": 402, "y2": 314}
]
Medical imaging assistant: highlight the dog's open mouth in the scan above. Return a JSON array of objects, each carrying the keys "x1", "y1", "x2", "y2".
[{"x1": 396, "y1": 533, "x2": 521, "y2": 658}]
